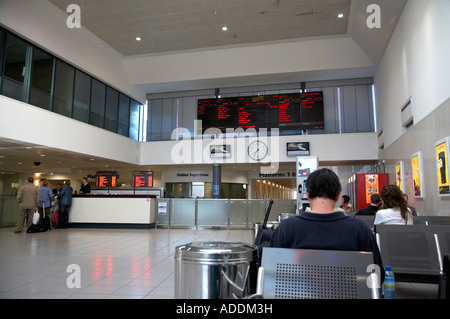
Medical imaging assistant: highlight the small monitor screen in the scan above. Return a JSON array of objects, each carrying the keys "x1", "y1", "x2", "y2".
[{"x1": 287, "y1": 142, "x2": 310, "y2": 156}]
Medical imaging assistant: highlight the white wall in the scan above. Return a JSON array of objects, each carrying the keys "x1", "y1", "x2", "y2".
[
  {"x1": 124, "y1": 36, "x2": 375, "y2": 92},
  {"x1": 0, "y1": 95, "x2": 140, "y2": 165},
  {"x1": 375, "y1": 0, "x2": 450, "y2": 148},
  {"x1": 0, "y1": 0, "x2": 146, "y2": 103},
  {"x1": 139, "y1": 132, "x2": 378, "y2": 167}
]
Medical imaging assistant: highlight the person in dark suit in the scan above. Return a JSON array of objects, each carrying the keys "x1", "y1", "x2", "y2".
[
  {"x1": 79, "y1": 177, "x2": 91, "y2": 194},
  {"x1": 356, "y1": 193, "x2": 382, "y2": 216}
]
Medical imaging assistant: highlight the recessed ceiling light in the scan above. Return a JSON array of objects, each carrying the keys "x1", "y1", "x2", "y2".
[
  {"x1": 222, "y1": 26, "x2": 228, "y2": 31},
  {"x1": 40, "y1": 154, "x2": 46, "y2": 157},
  {"x1": 337, "y1": 13, "x2": 344, "y2": 19},
  {"x1": 136, "y1": 36, "x2": 142, "y2": 41}
]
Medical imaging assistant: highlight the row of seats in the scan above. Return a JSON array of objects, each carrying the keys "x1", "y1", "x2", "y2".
[
  {"x1": 249, "y1": 217, "x2": 450, "y2": 299},
  {"x1": 375, "y1": 224, "x2": 449, "y2": 299},
  {"x1": 353, "y1": 215, "x2": 450, "y2": 229}
]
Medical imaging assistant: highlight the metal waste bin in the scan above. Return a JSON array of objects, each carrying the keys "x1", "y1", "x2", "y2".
[{"x1": 174, "y1": 241, "x2": 258, "y2": 299}]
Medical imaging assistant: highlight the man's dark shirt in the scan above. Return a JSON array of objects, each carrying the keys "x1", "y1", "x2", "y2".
[
  {"x1": 270, "y1": 211, "x2": 383, "y2": 272},
  {"x1": 355, "y1": 205, "x2": 379, "y2": 216}
]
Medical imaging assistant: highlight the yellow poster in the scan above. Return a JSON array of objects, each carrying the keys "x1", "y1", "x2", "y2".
[
  {"x1": 411, "y1": 154, "x2": 422, "y2": 197},
  {"x1": 365, "y1": 174, "x2": 379, "y2": 205},
  {"x1": 436, "y1": 140, "x2": 449, "y2": 195},
  {"x1": 395, "y1": 162, "x2": 402, "y2": 191}
]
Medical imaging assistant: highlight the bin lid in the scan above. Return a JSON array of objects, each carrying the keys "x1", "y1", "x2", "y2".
[{"x1": 175, "y1": 241, "x2": 257, "y2": 263}]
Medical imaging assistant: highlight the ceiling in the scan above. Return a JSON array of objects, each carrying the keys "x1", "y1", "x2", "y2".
[
  {"x1": 1, "y1": 0, "x2": 404, "y2": 179},
  {"x1": 49, "y1": 0, "x2": 351, "y2": 56}
]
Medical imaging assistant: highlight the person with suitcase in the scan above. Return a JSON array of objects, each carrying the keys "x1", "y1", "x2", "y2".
[
  {"x1": 56, "y1": 181, "x2": 73, "y2": 229},
  {"x1": 15, "y1": 177, "x2": 39, "y2": 233},
  {"x1": 38, "y1": 180, "x2": 54, "y2": 230}
]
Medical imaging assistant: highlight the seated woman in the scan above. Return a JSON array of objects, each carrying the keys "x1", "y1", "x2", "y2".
[{"x1": 374, "y1": 185, "x2": 413, "y2": 225}]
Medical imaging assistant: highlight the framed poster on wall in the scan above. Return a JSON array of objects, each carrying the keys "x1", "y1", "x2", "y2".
[
  {"x1": 435, "y1": 137, "x2": 450, "y2": 196},
  {"x1": 411, "y1": 152, "x2": 424, "y2": 198},
  {"x1": 395, "y1": 161, "x2": 404, "y2": 191}
]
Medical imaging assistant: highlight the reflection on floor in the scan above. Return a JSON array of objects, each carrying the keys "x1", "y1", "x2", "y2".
[{"x1": 0, "y1": 227, "x2": 439, "y2": 299}]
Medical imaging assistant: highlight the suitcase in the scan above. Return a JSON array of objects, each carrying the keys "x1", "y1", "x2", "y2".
[{"x1": 27, "y1": 203, "x2": 50, "y2": 233}]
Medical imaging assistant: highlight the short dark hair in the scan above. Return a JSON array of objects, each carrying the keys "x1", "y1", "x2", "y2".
[
  {"x1": 305, "y1": 168, "x2": 342, "y2": 200},
  {"x1": 341, "y1": 195, "x2": 350, "y2": 203},
  {"x1": 370, "y1": 193, "x2": 381, "y2": 205}
]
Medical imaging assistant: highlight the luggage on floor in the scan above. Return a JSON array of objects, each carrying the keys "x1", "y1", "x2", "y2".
[{"x1": 28, "y1": 203, "x2": 50, "y2": 233}]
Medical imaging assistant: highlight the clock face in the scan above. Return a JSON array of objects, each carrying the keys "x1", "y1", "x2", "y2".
[{"x1": 248, "y1": 140, "x2": 268, "y2": 161}]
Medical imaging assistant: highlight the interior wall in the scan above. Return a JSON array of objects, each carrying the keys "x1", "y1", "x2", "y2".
[
  {"x1": 0, "y1": 95, "x2": 140, "y2": 166},
  {"x1": 379, "y1": 98, "x2": 450, "y2": 216},
  {"x1": 375, "y1": 0, "x2": 450, "y2": 149}
]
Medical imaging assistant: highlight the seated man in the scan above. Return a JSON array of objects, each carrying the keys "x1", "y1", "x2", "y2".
[
  {"x1": 355, "y1": 193, "x2": 381, "y2": 216},
  {"x1": 270, "y1": 168, "x2": 383, "y2": 271}
]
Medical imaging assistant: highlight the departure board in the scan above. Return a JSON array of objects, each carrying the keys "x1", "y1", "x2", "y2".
[
  {"x1": 132, "y1": 171, "x2": 153, "y2": 187},
  {"x1": 96, "y1": 171, "x2": 117, "y2": 188},
  {"x1": 197, "y1": 92, "x2": 323, "y2": 133}
]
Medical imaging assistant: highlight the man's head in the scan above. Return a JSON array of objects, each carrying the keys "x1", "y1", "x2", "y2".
[
  {"x1": 305, "y1": 168, "x2": 342, "y2": 201},
  {"x1": 370, "y1": 193, "x2": 381, "y2": 206}
]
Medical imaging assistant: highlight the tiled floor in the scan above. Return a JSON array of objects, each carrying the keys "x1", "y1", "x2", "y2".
[
  {"x1": 0, "y1": 227, "x2": 439, "y2": 299},
  {"x1": 0, "y1": 227, "x2": 253, "y2": 299}
]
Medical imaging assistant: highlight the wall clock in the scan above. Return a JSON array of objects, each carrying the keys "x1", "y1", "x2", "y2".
[{"x1": 248, "y1": 140, "x2": 268, "y2": 161}]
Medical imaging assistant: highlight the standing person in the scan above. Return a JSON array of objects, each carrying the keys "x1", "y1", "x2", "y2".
[
  {"x1": 38, "y1": 180, "x2": 54, "y2": 228},
  {"x1": 53, "y1": 183, "x2": 62, "y2": 197},
  {"x1": 57, "y1": 181, "x2": 73, "y2": 229},
  {"x1": 356, "y1": 193, "x2": 381, "y2": 216},
  {"x1": 374, "y1": 185, "x2": 413, "y2": 225},
  {"x1": 79, "y1": 177, "x2": 91, "y2": 194},
  {"x1": 270, "y1": 168, "x2": 383, "y2": 270},
  {"x1": 15, "y1": 177, "x2": 39, "y2": 233}
]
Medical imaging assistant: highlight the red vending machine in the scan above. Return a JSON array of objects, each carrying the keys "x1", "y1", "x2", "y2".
[{"x1": 348, "y1": 174, "x2": 388, "y2": 210}]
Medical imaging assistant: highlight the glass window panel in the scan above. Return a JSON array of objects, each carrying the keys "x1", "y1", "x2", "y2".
[
  {"x1": 129, "y1": 99, "x2": 140, "y2": 140},
  {"x1": 89, "y1": 79, "x2": 106, "y2": 128},
  {"x1": 73, "y1": 70, "x2": 91, "y2": 123},
  {"x1": 0, "y1": 29, "x2": 4, "y2": 78},
  {"x1": 2, "y1": 33, "x2": 31, "y2": 102},
  {"x1": 147, "y1": 99, "x2": 162, "y2": 141},
  {"x1": 104, "y1": 87, "x2": 118, "y2": 132},
  {"x1": 29, "y1": 48, "x2": 54, "y2": 110},
  {"x1": 118, "y1": 93, "x2": 130, "y2": 137},
  {"x1": 53, "y1": 60, "x2": 74, "y2": 117}
]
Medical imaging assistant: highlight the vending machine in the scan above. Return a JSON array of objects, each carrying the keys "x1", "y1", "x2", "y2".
[
  {"x1": 348, "y1": 173, "x2": 388, "y2": 210},
  {"x1": 296, "y1": 156, "x2": 319, "y2": 212}
]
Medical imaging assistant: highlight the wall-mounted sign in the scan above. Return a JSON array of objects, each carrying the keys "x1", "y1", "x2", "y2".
[
  {"x1": 96, "y1": 171, "x2": 117, "y2": 188},
  {"x1": 210, "y1": 145, "x2": 231, "y2": 158},
  {"x1": 435, "y1": 137, "x2": 450, "y2": 196},
  {"x1": 395, "y1": 161, "x2": 404, "y2": 191},
  {"x1": 132, "y1": 171, "x2": 153, "y2": 187},
  {"x1": 365, "y1": 174, "x2": 379, "y2": 205},
  {"x1": 287, "y1": 142, "x2": 310, "y2": 156},
  {"x1": 411, "y1": 152, "x2": 424, "y2": 198}
]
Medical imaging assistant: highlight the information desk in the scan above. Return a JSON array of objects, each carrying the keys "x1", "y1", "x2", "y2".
[{"x1": 69, "y1": 195, "x2": 157, "y2": 229}]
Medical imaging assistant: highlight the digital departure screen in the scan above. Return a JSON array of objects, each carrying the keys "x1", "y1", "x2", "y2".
[
  {"x1": 197, "y1": 92, "x2": 324, "y2": 133},
  {"x1": 132, "y1": 171, "x2": 153, "y2": 187},
  {"x1": 96, "y1": 171, "x2": 117, "y2": 187}
]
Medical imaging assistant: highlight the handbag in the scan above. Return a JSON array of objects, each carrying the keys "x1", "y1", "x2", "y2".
[{"x1": 32, "y1": 210, "x2": 40, "y2": 225}]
